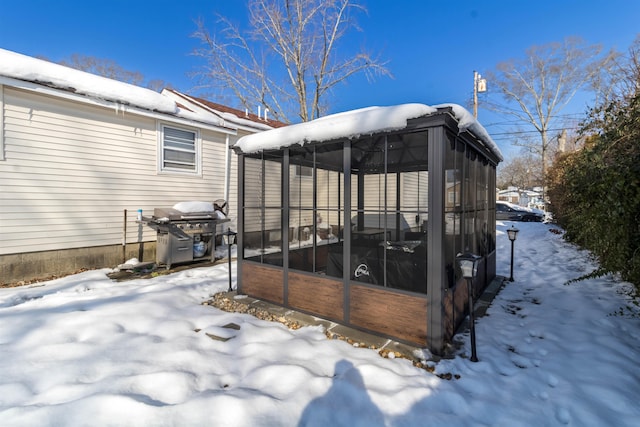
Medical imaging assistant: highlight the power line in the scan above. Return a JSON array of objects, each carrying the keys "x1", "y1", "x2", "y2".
[
  {"x1": 482, "y1": 114, "x2": 586, "y2": 128},
  {"x1": 490, "y1": 127, "x2": 578, "y2": 137}
]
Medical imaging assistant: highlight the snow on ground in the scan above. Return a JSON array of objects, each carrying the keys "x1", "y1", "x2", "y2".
[{"x1": 0, "y1": 222, "x2": 638, "y2": 426}]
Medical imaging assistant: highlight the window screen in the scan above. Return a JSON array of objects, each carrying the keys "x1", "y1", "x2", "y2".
[{"x1": 162, "y1": 126, "x2": 197, "y2": 172}]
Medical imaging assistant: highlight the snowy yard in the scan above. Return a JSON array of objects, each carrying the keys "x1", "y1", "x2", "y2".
[{"x1": 0, "y1": 222, "x2": 638, "y2": 426}]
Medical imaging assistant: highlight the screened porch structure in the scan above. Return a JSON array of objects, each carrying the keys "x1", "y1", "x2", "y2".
[{"x1": 234, "y1": 104, "x2": 502, "y2": 354}]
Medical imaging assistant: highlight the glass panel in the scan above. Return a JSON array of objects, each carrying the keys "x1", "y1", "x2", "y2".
[
  {"x1": 348, "y1": 133, "x2": 428, "y2": 294},
  {"x1": 244, "y1": 153, "x2": 282, "y2": 209},
  {"x1": 244, "y1": 156, "x2": 264, "y2": 208},
  {"x1": 290, "y1": 148, "x2": 314, "y2": 209},
  {"x1": 288, "y1": 207, "x2": 315, "y2": 272},
  {"x1": 316, "y1": 143, "x2": 344, "y2": 277},
  {"x1": 242, "y1": 207, "x2": 282, "y2": 266},
  {"x1": 263, "y1": 151, "x2": 283, "y2": 209},
  {"x1": 476, "y1": 161, "x2": 488, "y2": 255},
  {"x1": 476, "y1": 203, "x2": 487, "y2": 255},
  {"x1": 288, "y1": 143, "x2": 345, "y2": 275},
  {"x1": 261, "y1": 208, "x2": 283, "y2": 266},
  {"x1": 242, "y1": 152, "x2": 283, "y2": 267},
  {"x1": 242, "y1": 207, "x2": 263, "y2": 261},
  {"x1": 488, "y1": 165, "x2": 496, "y2": 253},
  {"x1": 445, "y1": 138, "x2": 464, "y2": 287},
  {"x1": 323, "y1": 208, "x2": 344, "y2": 280},
  {"x1": 401, "y1": 170, "x2": 429, "y2": 237},
  {"x1": 350, "y1": 138, "x2": 384, "y2": 286}
]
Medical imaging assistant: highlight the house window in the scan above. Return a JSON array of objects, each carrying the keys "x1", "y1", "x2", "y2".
[{"x1": 160, "y1": 125, "x2": 199, "y2": 173}]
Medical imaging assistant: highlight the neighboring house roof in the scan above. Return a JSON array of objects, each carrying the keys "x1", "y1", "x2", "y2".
[
  {"x1": 165, "y1": 89, "x2": 288, "y2": 129},
  {"x1": 162, "y1": 89, "x2": 287, "y2": 133}
]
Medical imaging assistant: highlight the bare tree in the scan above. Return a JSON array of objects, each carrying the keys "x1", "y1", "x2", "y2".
[
  {"x1": 53, "y1": 54, "x2": 172, "y2": 92},
  {"x1": 497, "y1": 152, "x2": 542, "y2": 190},
  {"x1": 191, "y1": 0, "x2": 390, "y2": 123},
  {"x1": 60, "y1": 54, "x2": 145, "y2": 85},
  {"x1": 597, "y1": 34, "x2": 640, "y2": 105},
  {"x1": 485, "y1": 37, "x2": 616, "y2": 198}
]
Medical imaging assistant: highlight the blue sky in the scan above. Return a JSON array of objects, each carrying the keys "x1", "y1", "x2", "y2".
[{"x1": 1, "y1": 1, "x2": 638, "y2": 158}]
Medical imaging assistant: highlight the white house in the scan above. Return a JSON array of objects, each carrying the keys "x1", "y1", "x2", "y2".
[
  {"x1": 497, "y1": 187, "x2": 543, "y2": 208},
  {"x1": 0, "y1": 48, "x2": 284, "y2": 285}
]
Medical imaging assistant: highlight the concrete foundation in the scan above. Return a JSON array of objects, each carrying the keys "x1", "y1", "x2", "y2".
[{"x1": 0, "y1": 242, "x2": 156, "y2": 285}]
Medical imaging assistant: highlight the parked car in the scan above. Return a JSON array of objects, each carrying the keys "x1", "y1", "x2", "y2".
[{"x1": 496, "y1": 201, "x2": 545, "y2": 222}]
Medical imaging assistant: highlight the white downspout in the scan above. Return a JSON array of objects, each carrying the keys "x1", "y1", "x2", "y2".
[{"x1": 223, "y1": 134, "x2": 231, "y2": 216}]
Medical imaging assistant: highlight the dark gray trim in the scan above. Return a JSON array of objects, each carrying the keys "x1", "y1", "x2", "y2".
[
  {"x1": 383, "y1": 135, "x2": 389, "y2": 288},
  {"x1": 312, "y1": 149, "x2": 317, "y2": 271},
  {"x1": 236, "y1": 154, "x2": 245, "y2": 294},
  {"x1": 343, "y1": 141, "x2": 351, "y2": 323},
  {"x1": 426, "y1": 126, "x2": 446, "y2": 353},
  {"x1": 283, "y1": 150, "x2": 290, "y2": 304},
  {"x1": 260, "y1": 154, "x2": 266, "y2": 261}
]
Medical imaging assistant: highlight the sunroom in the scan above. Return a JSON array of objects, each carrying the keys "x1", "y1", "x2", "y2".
[{"x1": 233, "y1": 104, "x2": 502, "y2": 354}]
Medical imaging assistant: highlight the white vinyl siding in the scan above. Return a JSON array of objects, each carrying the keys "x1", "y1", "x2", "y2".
[
  {"x1": 295, "y1": 164, "x2": 312, "y2": 177},
  {"x1": 0, "y1": 84, "x2": 4, "y2": 161},
  {"x1": 160, "y1": 125, "x2": 199, "y2": 173},
  {"x1": 0, "y1": 87, "x2": 237, "y2": 255}
]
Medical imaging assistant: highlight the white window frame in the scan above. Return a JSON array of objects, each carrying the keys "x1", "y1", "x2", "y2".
[
  {"x1": 0, "y1": 85, "x2": 4, "y2": 161},
  {"x1": 158, "y1": 123, "x2": 201, "y2": 175}
]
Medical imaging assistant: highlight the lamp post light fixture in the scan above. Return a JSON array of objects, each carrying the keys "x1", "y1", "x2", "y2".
[
  {"x1": 457, "y1": 252, "x2": 482, "y2": 363},
  {"x1": 224, "y1": 229, "x2": 238, "y2": 292},
  {"x1": 507, "y1": 225, "x2": 520, "y2": 282}
]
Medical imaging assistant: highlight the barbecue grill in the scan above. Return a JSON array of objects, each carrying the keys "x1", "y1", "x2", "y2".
[{"x1": 145, "y1": 200, "x2": 230, "y2": 269}]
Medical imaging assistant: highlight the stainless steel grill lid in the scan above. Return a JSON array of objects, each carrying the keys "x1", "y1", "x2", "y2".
[{"x1": 152, "y1": 207, "x2": 220, "y2": 221}]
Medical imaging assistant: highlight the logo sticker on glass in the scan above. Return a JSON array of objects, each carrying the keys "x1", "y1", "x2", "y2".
[{"x1": 354, "y1": 263, "x2": 370, "y2": 278}]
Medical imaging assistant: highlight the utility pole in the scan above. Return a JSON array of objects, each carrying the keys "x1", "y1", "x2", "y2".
[
  {"x1": 558, "y1": 129, "x2": 567, "y2": 153},
  {"x1": 473, "y1": 71, "x2": 487, "y2": 119}
]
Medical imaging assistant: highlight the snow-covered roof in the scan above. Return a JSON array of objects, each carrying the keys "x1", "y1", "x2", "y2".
[
  {"x1": 0, "y1": 48, "x2": 277, "y2": 133},
  {"x1": 0, "y1": 48, "x2": 179, "y2": 115},
  {"x1": 234, "y1": 103, "x2": 503, "y2": 161}
]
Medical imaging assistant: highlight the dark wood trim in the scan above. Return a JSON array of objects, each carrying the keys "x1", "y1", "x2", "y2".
[
  {"x1": 444, "y1": 279, "x2": 468, "y2": 341},
  {"x1": 241, "y1": 262, "x2": 284, "y2": 304},
  {"x1": 288, "y1": 271, "x2": 344, "y2": 321},
  {"x1": 349, "y1": 284, "x2": 427, "y2": 346}
]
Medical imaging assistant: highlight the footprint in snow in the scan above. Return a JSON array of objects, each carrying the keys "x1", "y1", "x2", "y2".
[
  {"x1": 528, "y1": 329, "x2": 544, "y2": 339},
  {"x1": 555, "y1": 407, "x2": 571, "y2": 424}
]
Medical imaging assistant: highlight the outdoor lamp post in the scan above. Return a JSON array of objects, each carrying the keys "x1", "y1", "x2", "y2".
[
  {"x1": 457, "y1": 252, "x2": 481, "y2": 363},
  {"x1": 224, "y1": 229, "x2": 238, "y2": 292},
  {"x1": 507, "y1": 225, "x2": 519, "y2": 282}
]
